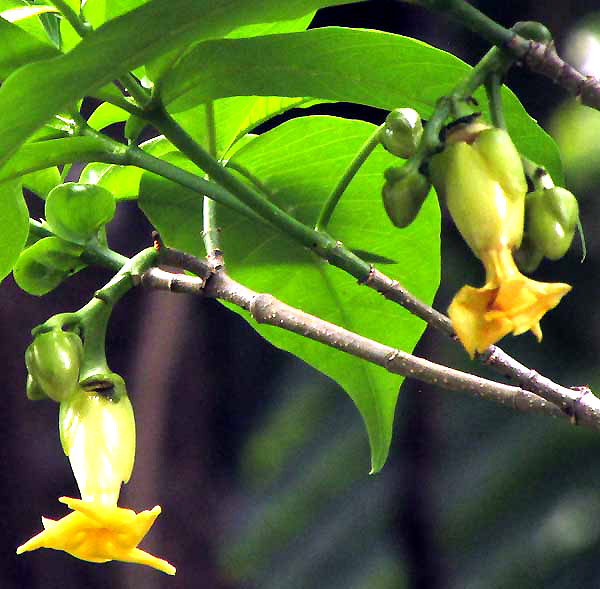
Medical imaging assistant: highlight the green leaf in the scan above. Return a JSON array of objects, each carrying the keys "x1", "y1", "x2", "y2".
[
  {"x1": 0, "y1": 0, "x2": 364, "y2": 167},
  {"x1": 22, "y1": 166, "x2": 61, "y2": 198},
  {"x1": 104, "y1": 0, "x2": 148, "y2": 21},
  {"x1": 13, "y1": 235, "x2": 84, "y2": 295},
  {"x1": 0, "y1": 179, "x2": 28, "y2": 282},
  {"x1": 159, "y1": 27, "x2": 562, "y2": 182},
  {"x1": 225, "y1": 116, "x2": 440, "y2": 472},
  {"x1": 0, "y1": 5, "x2": 58, "y2": 22},
  {"x1": 139, "y1": 115, "x2": 439, "y2": 471},
  {"x1": 0, "y1": 14, "x2": 59, "y2": 78},
  {"x1": 0, "y1": 0, "x2": 55, "y2": 43},
  {"x1": 149, "y1": 11, "x2": 317, "y2": 94},
  {"x1": 164, "y1": 13, "x2": 325, "y2": 158},
  {"x1": 138, "y1": 151, "x2": 205, "y2": 257},
  {"x1": 173, "y1": 96, "x2": 328, "y2": 159},
  {"x1": 87, "y1": 102, "x2": 129, "y2": 130},
  {"x1": 82, "y1": 0, "x2": 107, "y2": 29}
]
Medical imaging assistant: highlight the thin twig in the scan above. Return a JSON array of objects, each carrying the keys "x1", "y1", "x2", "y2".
[
  {"x1": 362, "y1": 267, "x2": 600, "y2": 425},
  {"x1": 144, "y1": 243, "x2": 600, "y2": 430},
  {"x1": 415, "y1": 0, "x2": 600, "y2": 111},
  {"x1": 141, "y1": 262, "x2": 564, "y2": 424}
]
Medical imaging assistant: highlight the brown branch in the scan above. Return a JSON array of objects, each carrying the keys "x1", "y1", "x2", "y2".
[
  {"x1": 140, "y1": 248, "x2": 581, "y2": 428},
  {"x1": 362, "y1": 267, "x2": 600, "y2": 426},
  {"x1": 506, "y1": 37, "x2": 600, "y2": 110},
  {"x1": 146, "y1": 238, "x2": 600, "y2": 431}
]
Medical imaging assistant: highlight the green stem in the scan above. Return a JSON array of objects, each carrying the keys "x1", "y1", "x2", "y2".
[
  {"x1": 28, "y1": 219, "x2": 129, "y2": 271},
  {"x1": 77, "y1": 298, "x2": 112, "y2": 378},
  {"x1": 485, "y1": 72, "x2": 507, "y2": 130},
  {"x1": 203, "y1": 102, "x2": 221, "y2": 255},
  {"x1": 120, "y1": 73, "x2": 152, "y2": 108},
  {"x1": 416, "y1": 0, "x2": 514, "y2": 47},
  {"x1": 34, "y1": 247, "x2": 156, "y2": 381},
  {"x1": 76, "y1": 247, "x2": 157, "y2": 380},
  {"x1": 315, "y1": 124, "x2": 384, "y2": 232},
  {"x1": 77, "y1": 124, "x2": 262, "y2": 222},
  {"x1": 49, "y1": 0, "x2": 151, "y2": 109},
  {"x1": 49, "y1": 0, "x2": 91, "y2": 37},
  {"x1": 146, "y1": 106, "x2": 372, "y2": 279},
  {"x1": 412, "y1": 41, "x2": 517, "y2": 173}
]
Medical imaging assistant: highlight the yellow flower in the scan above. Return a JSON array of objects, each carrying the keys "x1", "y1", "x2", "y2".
[
  {"x1": 448, "y1": 247, "x2": 570, "y2": 357},
  {"x1": 429, "y1": 119, "x2": 571, "y2": 356},
  {"x1": 17, "y1": 497, "x2": 176, "y2": 575}
]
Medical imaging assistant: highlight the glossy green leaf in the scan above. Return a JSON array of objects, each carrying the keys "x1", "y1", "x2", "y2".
[
  {"x1": 22, "y1": 166, "x2": 61, "y2": 198},
  {"x1": 0, "y1": 179, "x2": 28, "y2": 282},
  {"x1": 164, "y1": 13, "x2": 325, "y2": 158},
  {"x1": 0, "y1": 14, "x2": 59, "y2": 77},
  {"x1": 37, "y1": 8, "x2": 61, "y2": 49},
  {"x1": 140, "y1": 115, "x2": 440, "y2": 471},
  {"x1": 57, "y1": 11, "x2": 80, "y2": 52},
  {"x1": 159, "y1": 27, "x2": 562, "y2": 182},
  {"x1": 104, "y1": 0, "x2": 148, "y2": 21},
  {"x1": 0, "y1": 0, "x2": 364, "y2": 167},
  {"x1": 87, "y1": 102, "x2": 129, "y2": 130},
  {"x1": 221, "y1": 116, "x2": 440, "y2": 472},
  {"x1": 173, "y1": 96, "x2": 328, "y2": 160},
  {"x1": 0, "y1": 0, "x2": 55, "y2": 43},
  {"x1": 82, "y1": 0, "x2": 107, "y2": 29},
  {"x1": 138, "y1": 151, "x2": 205, "y2": 256},
  {"x1": 45, "y1": 182, "x2": 116, "y2": 244},
  {"x1": 149, "y1": 11, "x2": 316, "y2": 93},
  {"x1": 1, "y1": 5, "x2": 58, "y2": 22},
  {"x1": 13, "y1": 235, "x2": 84, "y2": 295}
]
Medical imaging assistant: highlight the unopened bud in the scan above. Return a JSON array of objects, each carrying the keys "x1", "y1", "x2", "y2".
[
  {"x1": 526, "y1": 187, "x2": 579, "y2": 260},
  {"x1": 380, "y1": 108, "x2": 423, "y2": 158},
  {"x1": 382, "y1": 165, "x2": 431, "y2": 227}
]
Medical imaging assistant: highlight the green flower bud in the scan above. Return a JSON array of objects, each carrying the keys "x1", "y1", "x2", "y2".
[
  {"x1": 382, "y1": 164, "x2": 431, "y2": 227},
  {"x1": 45, "y1": 182, "x2": 116, "y2": 245},
  {"x1": 429, "y1": 125, "x2": 527, "y2": 256},
  {"x1": 380, "y1": 108, "x2": 423, "y2": 158},
  {"x1": 526, "y1": 187, "x2": 579, "y2": 260},
  {"x1": 59, "y1": 373, "x2": 135, "y2": 505},
  {"x1": 25, "y1": 330, "x2": 83, "y2": 403},
  {"x1": 514, "y1": 234, "x2": 545, "y2": 273}
]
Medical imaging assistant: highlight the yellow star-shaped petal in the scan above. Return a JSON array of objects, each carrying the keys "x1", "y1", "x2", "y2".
[
  {"x1": 449, "y1": 247, "x2": 570, "y2": 357},
  {"x1": 17, "y1": 497, "x2": 175, "y2": 575}
]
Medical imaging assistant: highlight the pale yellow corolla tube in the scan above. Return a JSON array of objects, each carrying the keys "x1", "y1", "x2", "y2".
[
  {"x1": 17, "y1": 379, "x2": 175, "y2": 575},
  {"x1": 429, "y1": 121, "x2": 571, "y2": 357}
]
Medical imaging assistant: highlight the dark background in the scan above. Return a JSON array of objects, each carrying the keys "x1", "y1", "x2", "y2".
[{"x1": 3, "y1": 1, "x2": 600, "y2": 587}]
